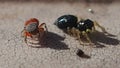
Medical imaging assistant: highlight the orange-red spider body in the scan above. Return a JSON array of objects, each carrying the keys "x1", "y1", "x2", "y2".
[{"x1": 21, "y1": 18, "x2": 47, "y2": 45}]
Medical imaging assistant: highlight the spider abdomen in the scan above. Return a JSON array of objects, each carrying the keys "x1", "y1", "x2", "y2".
[{"x1": 54, "y1": 15, "x2": 78, "y2": 29}]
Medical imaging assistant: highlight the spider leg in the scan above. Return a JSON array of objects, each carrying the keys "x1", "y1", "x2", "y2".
[
  {"x1": 83, "y1": 32, "x2": 94, "y2": 46},
  {"x1": 39, "y1": 23, "x2": 48, "y2": 32},
  {"x1": 38, "y1": 27, "x2": 44, "y2": 32},
  {"x1": 67, "y1": 27, "x2": 72, "y2": 35},
  {"x1": 39, "y1": 24, "x2": 47, "y2": 36},
  {"x1": 38, "y1": 23, "x2": 48, "y2": 36},
  {"x1": 76, "y1": 29, "x2": 84, "y2": 45},
  {"x1": 30, "y1": 35, "x2": 34, "y2": 44},
  {"x1": 71, "y1": 27, "x2": 77, "y2": 37},
  {"x1": 38, "y1": 28, "x2": 44, "y2": 37},
  {"x1": 94, "y1": 21, "x2": 107, "y2": 33},
  {"x1": 21, "y1": 29, "x2": 28, "y2": 45},
  {"x1": 44, "y1": 24, "x2": 48, "y2": 32},
  {"x1": 21, "y1": 29, "x2": 28, "y2": 44},
  {"x1": 24, "y1": 36, "x2": 27, "y2": 44},
  {"x1": 38, "y1": 23, "x2": 48, "y2": 45},
  {"x1": 21, "y1": 30, "x2": 28, "y2": 45},
  {"x1": 24, "y1": 32, "x2": 33, "y2": 45},
  {"x1": 21, "y1": 29, "x2": 25, "y2": 37},
  {"x1": 92, "y1": 25, "x2": 96, "y2": 32},
  {"x1": 38, "y1": 28, "x2": 43, "y2": 43},
  {"x1": 94, "y1": 21, "x2": 115, "y2": 36}
]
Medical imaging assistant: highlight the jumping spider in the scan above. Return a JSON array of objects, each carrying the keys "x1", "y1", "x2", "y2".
[{"x1": 54, "y1": 14, "x2": 107, "y2": 46}]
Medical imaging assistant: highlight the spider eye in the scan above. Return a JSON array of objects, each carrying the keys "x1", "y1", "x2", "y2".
[{"x1": 79, "y1": 22, "x2": 84, "y2": 25}]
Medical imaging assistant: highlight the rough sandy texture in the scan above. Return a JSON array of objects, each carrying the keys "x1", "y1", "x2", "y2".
[{"x1": 0, "y1": 1, "x2": 120, "y2": 68}]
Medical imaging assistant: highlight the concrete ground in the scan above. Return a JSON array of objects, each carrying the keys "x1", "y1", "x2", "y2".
[{"x1": 0, "y1": 1, "x2": 120, "y2": 68}]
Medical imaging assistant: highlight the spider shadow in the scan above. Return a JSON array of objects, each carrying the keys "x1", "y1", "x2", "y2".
[
  {"x1": 44, "y1": 31, "x2": 70, "y2": 50},
  {"x1": 88, "y1": 31, "x2": 120, "y2": 48},
  {"x1": 31, "y1": 31, "x2": 69, "y2": 50}
]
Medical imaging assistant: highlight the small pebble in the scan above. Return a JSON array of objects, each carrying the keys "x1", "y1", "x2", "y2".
[
  {"x1": 76, "y1": 49, "x2": 91, "y2": 58},
  {"x1": 76, "y1": 49, "x2": 84, "y2": 57},
  {"x1": 88, "y1": 8, "x2": 94, "y2": 13}
]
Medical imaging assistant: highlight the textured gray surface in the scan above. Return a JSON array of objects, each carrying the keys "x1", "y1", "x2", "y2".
[{"x1": 0, "y1": 2, "x2": 120, "y2": 68}]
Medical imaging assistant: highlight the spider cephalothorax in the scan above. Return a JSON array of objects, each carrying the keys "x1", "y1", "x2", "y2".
[{"x1": 76, "y1": 19, "x2": 94, "y2": 33}]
